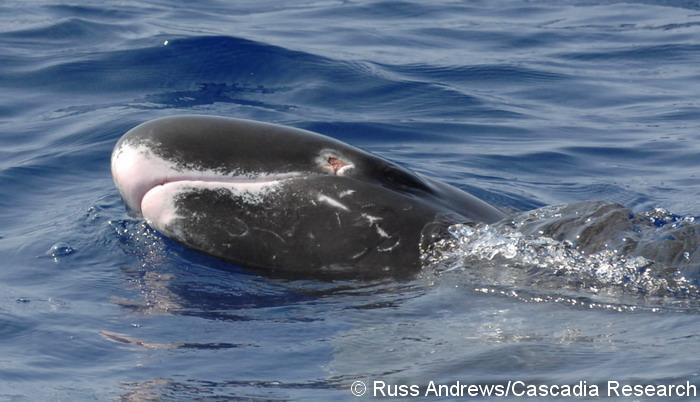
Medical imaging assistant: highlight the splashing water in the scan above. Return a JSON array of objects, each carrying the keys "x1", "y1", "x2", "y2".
[{"x1": 422, "y1": 202, "x2": 700, "y2": 307}]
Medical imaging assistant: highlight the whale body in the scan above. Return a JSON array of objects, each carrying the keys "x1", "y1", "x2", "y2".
[{"x1": 111, "y1": 116, "x2": 505, "y2": 278}]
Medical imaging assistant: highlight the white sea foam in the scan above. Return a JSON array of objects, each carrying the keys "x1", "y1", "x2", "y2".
[{"x1": 422, "y1": 203, "x2": 700, "y2": 302}]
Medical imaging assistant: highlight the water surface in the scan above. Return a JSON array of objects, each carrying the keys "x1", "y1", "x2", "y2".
[{"x1": 1, "y1": 0, "x2": 700, "y2": 400}]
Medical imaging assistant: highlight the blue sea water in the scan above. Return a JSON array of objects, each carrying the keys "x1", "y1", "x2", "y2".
[{"x1": 2, "y1": 0, "x2": 700, "y2": 400}]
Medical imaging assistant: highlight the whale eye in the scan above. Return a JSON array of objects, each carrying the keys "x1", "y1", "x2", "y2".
[
  {"x1": 327, "y1": 156, "x2": 346, "y2": 172},
  {"x1": 325, "y1": 155, "x2": 353, "y2": 175},
  {"x1": 317, "y1": 151, "x2": 355, "y2": 175}
]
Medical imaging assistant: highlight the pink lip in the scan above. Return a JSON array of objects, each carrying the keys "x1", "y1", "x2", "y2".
[{"x1": 111, "y1": 143, "x2": 301, "y2": 215}]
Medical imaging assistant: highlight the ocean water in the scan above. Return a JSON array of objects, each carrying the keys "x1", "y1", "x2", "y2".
[{"x1": 2, "y1": 0, "x2": 700, "y2": 400}]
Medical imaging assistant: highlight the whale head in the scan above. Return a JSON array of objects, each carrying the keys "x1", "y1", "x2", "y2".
[{"x1": 111, "y1": 116, "x2": 503, "y2": 278}]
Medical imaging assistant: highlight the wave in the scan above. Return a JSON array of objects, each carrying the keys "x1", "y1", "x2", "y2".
[{"x1": 423, "y1": 201, "x2": 700, "y2": 309}]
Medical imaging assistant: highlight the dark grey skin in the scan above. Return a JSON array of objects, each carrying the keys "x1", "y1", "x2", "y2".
[{"x1": 112, "y1": 116, "x2": 505, "y2": 279}]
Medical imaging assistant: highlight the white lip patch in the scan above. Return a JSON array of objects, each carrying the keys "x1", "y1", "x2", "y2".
[
  {"x1": 112, "y1": 142, "x2": 300, "y2": 215},
  {"x1": 111, "y1": 143, "x2": 184, "y2": 213},
  {"x1": 141, "y1": 179, "x2": 282, "y2": 236}
]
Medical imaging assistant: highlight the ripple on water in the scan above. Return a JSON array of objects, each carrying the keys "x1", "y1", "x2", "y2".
[{"x1": 0, "y1": 313, "x2": 34, "y2": 339}]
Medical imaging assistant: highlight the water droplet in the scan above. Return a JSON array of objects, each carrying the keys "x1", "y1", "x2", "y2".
[
  {"x1": 163, "y1": 40, "x2": 169, "y2": 46},
  {"x1": 47, "y1": 242, "x2": 74, "y2": 259}
]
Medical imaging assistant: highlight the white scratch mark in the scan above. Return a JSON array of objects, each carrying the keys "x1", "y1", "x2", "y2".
[
  {"x1": 375, "y1": 225, "x2": 390, "y2": 238},
  {"x1": 378, "y1": 239, "x2": 400, "y2": 252},
  {"x1": 361, "y1": 213, "x2": 382, "y2": 225},
  {"x1": 351, "y1": 248, "x2": 368, "y2": 260},
  {"x1": 339, "y1": 190, "x2": 355, "y2": 198},
  {"x1": 317, "y1": 194, "x2": 349, "y2": 211},
  {"x1": 254, "y1": 228, "x2": 286, "y2": 244}
]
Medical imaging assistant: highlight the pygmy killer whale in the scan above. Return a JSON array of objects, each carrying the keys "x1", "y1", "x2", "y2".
[{"x1": 111, "y1": 116, "x2": 505, "y2": 278}]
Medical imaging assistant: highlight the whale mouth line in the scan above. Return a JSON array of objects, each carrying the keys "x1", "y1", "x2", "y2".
[{"x1": 134, "y1": 172, "x2": 304, "y2": 216}]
